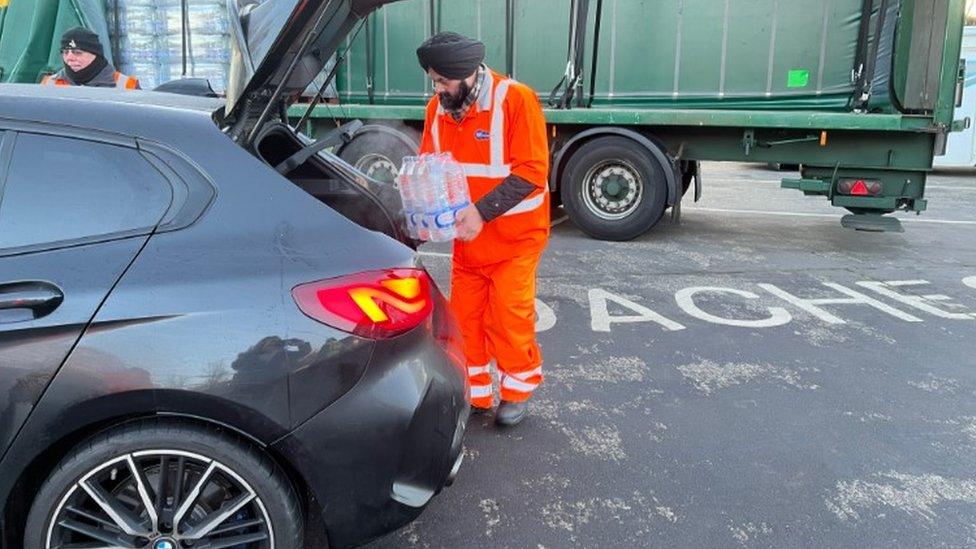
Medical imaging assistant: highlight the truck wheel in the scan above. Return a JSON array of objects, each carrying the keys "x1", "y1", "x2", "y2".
[
  {"x1": 561, "y1": 136, "x2": 670, "y2": 241},
  {"x1": 339, "y1": 125, "x2": 418, "y2": 185},
  {"x1": 23, "y1": 419, "x2": 304, "y2": 549}
]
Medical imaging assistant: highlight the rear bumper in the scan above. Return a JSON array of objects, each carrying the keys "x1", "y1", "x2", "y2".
[{"x1": 272, "y1": 323, "x2": 468, "y2": 548}]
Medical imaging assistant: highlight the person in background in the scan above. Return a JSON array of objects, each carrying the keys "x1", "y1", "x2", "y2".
[{"x1": 41, "y1": 27, "x2": 139, "y2": 89}]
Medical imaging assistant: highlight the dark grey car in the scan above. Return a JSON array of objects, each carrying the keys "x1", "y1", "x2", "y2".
[{"x1": 0, "y1": 1, "x2": 467, "y2": 548}]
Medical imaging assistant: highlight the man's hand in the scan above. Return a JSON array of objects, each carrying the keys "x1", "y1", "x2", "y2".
[{"x1": 455, "y1": 204, "x2": 485, "y2": 241}]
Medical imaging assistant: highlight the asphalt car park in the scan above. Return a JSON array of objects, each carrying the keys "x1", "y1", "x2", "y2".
[{"x1": 358, "y1": 161, "x2": 976, "y2": 548}]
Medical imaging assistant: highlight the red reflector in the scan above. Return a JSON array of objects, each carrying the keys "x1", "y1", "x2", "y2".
[
  {"x1": 292, "y1": 269, "x2": 434, "y2": 339},
  {"x1": 838, "y1": 178, "x2": 883, "y2": 196},
  {"x1": 849, "y1": 179, "x2": 870, "y2": 196}
]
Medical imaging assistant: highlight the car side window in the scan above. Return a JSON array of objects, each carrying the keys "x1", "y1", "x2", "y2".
[{"x1": 0, "y1": 132, "x2": 172, "y2": 251}]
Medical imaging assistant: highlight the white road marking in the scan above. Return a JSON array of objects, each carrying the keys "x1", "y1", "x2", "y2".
[
  {"x1": 926, "y1": 185, "x2": 976, "y2": 191},
  {"x1": 757, "y1": 283, "x2": 923, "y2": 324},
  {"x1": 588, "y1": 288, "x2": 686, "y2": 333},
  {"x1": 551, "y1": 216, "x2": 569, "y2": 227},
  {"x1": 856, "y1": 280, "x2": 976, "y2": 320},
  {"x1": 674, "y1": 286, "x2": 792, "y2": 328},
  {"x1": 699, "y1": 179, "x2": 976, "y2": 191},
  {"x1": 683, "y1": 207, "x2": 976, "y2": 225},
  {"x1": 705, "y1": 177, "x2": 782, "y2": 185},
  {"x1": 417, "y1": 251, "x2": 453, "y2": 258},
  {"x1": 535, "y1": 298, "x2": 557, "y2": 332}
]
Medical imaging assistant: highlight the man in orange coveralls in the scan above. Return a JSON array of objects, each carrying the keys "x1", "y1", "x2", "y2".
[{"x1": 417, "y1": 32, "x2": 550, "y2": 426}]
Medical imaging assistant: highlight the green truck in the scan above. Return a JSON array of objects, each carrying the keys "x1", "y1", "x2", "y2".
[
  {"x1": 1, "y1": 0, "x2": 969, "y2": 240},
  {"x1": 295, "y1": 0, "x2": 970, "y2": 239}
]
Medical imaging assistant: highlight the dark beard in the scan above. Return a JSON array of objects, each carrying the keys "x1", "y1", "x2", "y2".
[{"x1": 439, "y1": 79, "x2": 472, "y2": 111}]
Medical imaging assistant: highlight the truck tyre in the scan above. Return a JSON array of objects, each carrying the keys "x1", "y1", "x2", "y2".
[
  {"x1": 339, "y1": 125, "x2": 418, "y2": 185},
  {"x1": 23, "y1": 419, "x2": 304, "y2": 549},
  {"x1": 561, "y1": 136, "x2": 670, "y2": 241}
]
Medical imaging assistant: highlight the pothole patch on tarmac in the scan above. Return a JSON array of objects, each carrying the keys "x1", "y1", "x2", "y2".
[
  {"x1": 539, "y1": 491, "x2": 681, "y2": 538},
  {"x1": 825, "y1": 472, "x2": 976, "y2": 523},
  {"x1": 907, "y1": 374, "x2": 961, "y2": 394},
  {"x1": 676, "y1": 359, "x2": 820, "y2": 395}
]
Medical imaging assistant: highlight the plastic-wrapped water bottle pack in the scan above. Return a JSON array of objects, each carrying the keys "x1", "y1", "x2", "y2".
[
  {"x1": 396, "y1": 153, "x2": 472, "y2": 243},
  {"x1": 106, "y1": 0, "x2": 231, "y2": 91}
]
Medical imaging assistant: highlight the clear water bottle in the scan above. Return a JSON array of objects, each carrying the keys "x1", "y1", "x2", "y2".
[
  {"x1": 116, "y1": 5, "x2": 158, "y2": 35},
  {"x1": 120, "y1": 33, "x2": 160, "y2": 63},
  {"x1": 429, "y1": 154, "x2": 457, "y2": 242},
  {"x1": 417, "y1": 155, "x2": 442, "y2": 242},
  {"x1": 413, "y1": 155, "x2": 434, "y2": 241},
  {"x1": 396, "y1": 156, "x2": 419, "y2": 239},
  {"x1": 441, "y1": 153, "x2": 471, "y2": 224}
]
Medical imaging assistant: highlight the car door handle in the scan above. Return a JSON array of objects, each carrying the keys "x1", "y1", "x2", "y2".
[{"x1": 0, "y1": 281, "x2": 64, "y2": 321}]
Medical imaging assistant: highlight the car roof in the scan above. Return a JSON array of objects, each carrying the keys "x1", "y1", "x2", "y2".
[{"x1": 0, "y1": 84, "x2": 226, "y2": 143}]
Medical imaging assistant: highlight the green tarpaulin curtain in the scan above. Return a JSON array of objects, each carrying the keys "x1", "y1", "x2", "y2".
[{"x1": 0, "y1": 0, "x2": 110, "y2": 83}]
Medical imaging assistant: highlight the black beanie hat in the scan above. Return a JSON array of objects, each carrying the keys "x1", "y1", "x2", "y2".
[
  {"x1": 61, "y1": 27, "x2": 104, "y2": 57},
  {"x1": 416, "y1": 32, "x2": 485, "y2": 80}
]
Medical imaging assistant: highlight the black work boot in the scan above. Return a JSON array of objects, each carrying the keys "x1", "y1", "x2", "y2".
[
  {"x1": 494, "y1": 400, "x2": 527, "y2": 426},
  {"x1": 469, "y1": 405, "x2": 491, "y2": 417}
]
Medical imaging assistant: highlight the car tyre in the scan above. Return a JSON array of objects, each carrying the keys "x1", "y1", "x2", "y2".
[{"x1": 24, "y1": 419, "x2": 304, "y2": 549}]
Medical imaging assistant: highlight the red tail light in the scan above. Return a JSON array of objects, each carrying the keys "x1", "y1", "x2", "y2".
[
  {"x1": 838, "y1": 178, "x2": 883, "y2": 196},
  {"x1": 292, "y1": 269, "x2": 434, "y2": 339}
]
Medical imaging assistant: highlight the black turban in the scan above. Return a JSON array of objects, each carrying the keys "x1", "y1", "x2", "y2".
[{"x1": 416, "y1": 32, "x2": 485, "y2": 80}]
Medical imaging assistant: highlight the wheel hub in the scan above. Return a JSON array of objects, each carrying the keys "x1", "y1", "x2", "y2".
[
  {"x1": 355, "y1": 154, "x2": 398, "y2": 185},
  {"x1": 153, "y1": 538, "x2": 179, "y2": 549},
  {"x1": 581, "y1": 162, "x2": 644, "y2": 220}
]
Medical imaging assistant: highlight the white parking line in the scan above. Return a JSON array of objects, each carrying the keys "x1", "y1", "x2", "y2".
[
  {"x1": 683, "y1": 207, "x2": 976, "y2": 225},
  {"x1": 552, "y1": 216, "x2": 569, "y2": 227},
  {"x1": 702, "y1": 179, "x2": 976, "y2": 192},
  {"x1": 706, "y1": 177, "x2": 782, "y2": 185}
]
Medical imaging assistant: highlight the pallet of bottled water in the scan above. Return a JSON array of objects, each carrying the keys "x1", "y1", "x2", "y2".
[
  {"x1": 106, "y1": 0, "x2": 231, "y2": 91},
  {"x1": 396, "y1": 154, "x2": 471, "y2": 242}
]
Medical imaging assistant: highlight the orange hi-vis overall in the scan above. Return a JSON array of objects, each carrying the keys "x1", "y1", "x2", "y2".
[
  {"x1": 41, "y1": 71, "x2": 140, "y2": 90},
  {"x1": 420, "y1": 69, "x2": 550, "y2": 408}
]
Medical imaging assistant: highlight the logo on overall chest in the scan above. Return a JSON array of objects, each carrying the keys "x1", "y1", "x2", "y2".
[{"x1": 474, "y1": 129, "x2": 491, "y2": 141}]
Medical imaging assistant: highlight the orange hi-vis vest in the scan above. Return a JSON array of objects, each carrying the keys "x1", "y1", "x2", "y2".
[
  {"x1": 420, "y1": 69, "x2": 550, "y2": 266},
  {"x1": 41, "y1": 71, "x2": 139, "y2": 90}
]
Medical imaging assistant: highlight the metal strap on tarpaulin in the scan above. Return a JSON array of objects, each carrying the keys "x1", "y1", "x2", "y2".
[
  {"x1": 871, "y1": 0, "x2": 902, "y2": 110},
  {"x1": 851, "y1": 0, "x2": 876, "y2": 102},
  {"x1": 365, "y1": 10, "x2": 375, "y2": 104},
  {"x1": 180, "y1": 0, "x2": 189, "y2": 78},
  {"x1": 547, "y1": 0, "x2": 589, "y2": 109},
  {"x1": 505, "y1": 0, "x2": 514, "y2": 76},
  {"x1": 762, "y1": 0, "x2": 776, "y2": 97},
  {"x1": 572, "y1": 0, "x2": 589, "y2": 107},
  {"x1": 586, "y1": 0, "x2": 603, "y2": 108},
  {"x1": 851, "y1": 0, "x2": 894, "y2": 112},
  {"x1": 109, "y1": 0, "x2": 121, "y2": 70}
]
